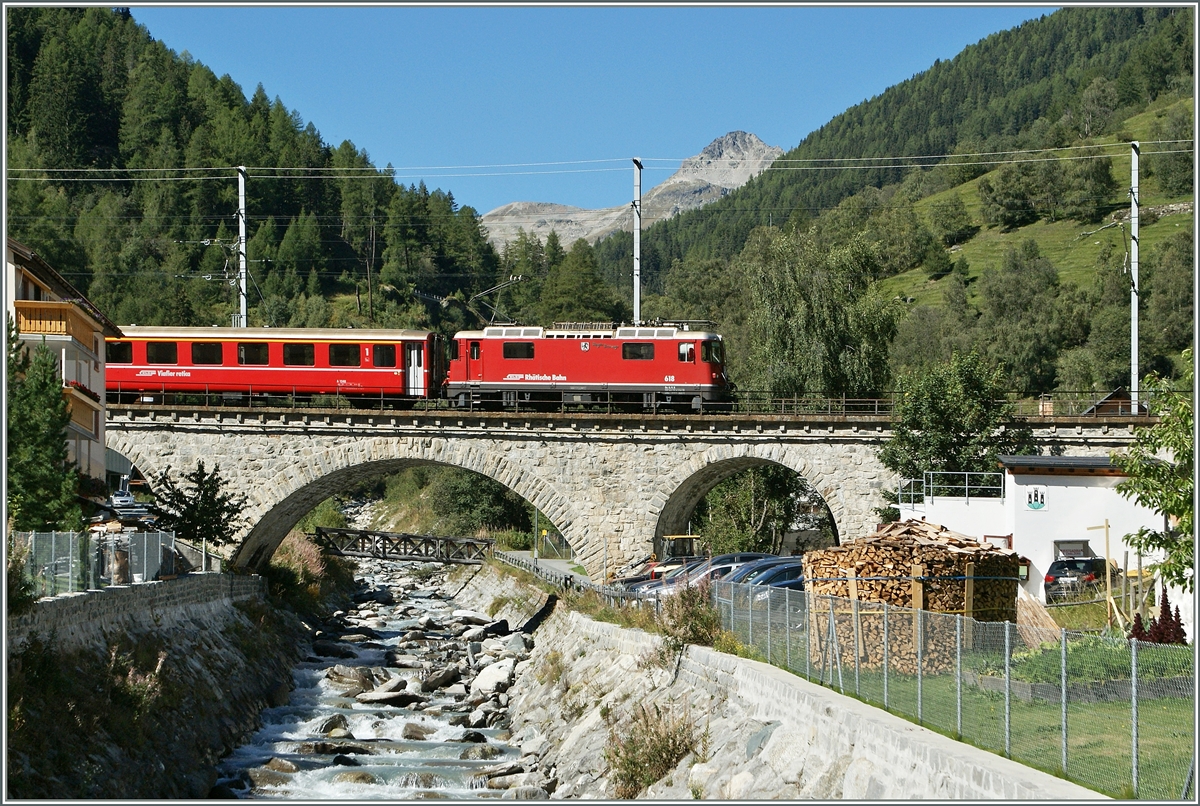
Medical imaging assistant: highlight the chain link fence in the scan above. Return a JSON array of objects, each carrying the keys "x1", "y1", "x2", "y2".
[
  {"x1": 712, "y1": 581, "x2": 1195, "y2": 800},
  {"x1": 11, "y1": 531, "x2": 177, "y2": 598}
]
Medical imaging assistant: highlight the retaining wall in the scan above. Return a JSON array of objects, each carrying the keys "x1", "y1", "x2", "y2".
[
  {"x1": 6, "y1": 572, "x2": 265, "y2": 653},
  {"x1": 459, "y1": 565, "x2": 1103, "y2": 800}
]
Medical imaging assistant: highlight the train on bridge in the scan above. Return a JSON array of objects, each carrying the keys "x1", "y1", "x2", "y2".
[{"x1": 105, "y1": 322, "x2": 732, "y2": 412}]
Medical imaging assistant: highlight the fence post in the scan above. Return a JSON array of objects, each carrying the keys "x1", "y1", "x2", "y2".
[
  {"x1": 883, "y1": 600, "x2": 889, "y2": 709},
  {"x1": 956, "y1": 614, "x2": 962, "y2": 739},
  {"x1": 917, "y1": 608, "x2": 924, "y2": 724},
  {"x1": 1131, "y1": 637, "x2": 1139, "y2": 797},
  {"x1": 1004, "y1": 621, "x2": 1012, "y2": 758},
  {"x1": 50, "y1": 531, "x2": 57, "y2": 596},
  {"x1": 68, "y1": 532, "x2": 74, "y2": 593},
  {"x1": 766, "y1": 588, "x2": 772, "y2": 664},
  {"x1": 853, "y1": 597, "x2": 860, "y2": 695},
  {"x1": 805, "y1": 591, "x2": 811, "y2": 680},
  {"x1": 786, "y1": 587, "x2": 791, "y2": 671},
  {"x1": 1061, "y1": 628, "x2": 1068, "y2": 776},
  {"x1": 749, "y1": 584, "x2": 754, "y2": 649}
]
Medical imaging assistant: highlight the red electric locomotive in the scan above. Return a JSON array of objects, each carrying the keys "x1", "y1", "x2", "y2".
[
  {"x1": 444, "y1": 321, "x2": 732, "y2": 410},
  {"x1": 105, "y1": 326, "x2": 445, "y2": 405}
]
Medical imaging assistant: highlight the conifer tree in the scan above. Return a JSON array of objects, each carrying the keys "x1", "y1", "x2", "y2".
[{"x1": 6, "y1": 317, "x2": 82, "y2": 531}]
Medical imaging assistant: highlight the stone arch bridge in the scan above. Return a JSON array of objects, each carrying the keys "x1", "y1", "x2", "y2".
[{"x1": 105, "y1": 406, "x2": 1141, "y2": 579}]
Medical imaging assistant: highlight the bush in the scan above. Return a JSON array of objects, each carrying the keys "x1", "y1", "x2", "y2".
[
  {"x1": 604, "y1": 703, "x2": 696, "y2": 798},
  {"x1": 262, "y1": 531, "x2": 356, "y2": 616},
  {"x1": 658, "y1": 580, "x2": 722, "y2": 651}
]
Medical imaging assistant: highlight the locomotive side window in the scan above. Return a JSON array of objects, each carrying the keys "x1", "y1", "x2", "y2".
[
  {"x1": 283, "y1": 343, "x2": 315, "y2": 366},
  {"x1": 678, "y1": 343, "x2": 695, "y2": 362},
  {"x1": 701, "y1": 340, "x2": 724, "y2": 364},
  {"x1": 448, "y1": 340, "x2": 459, "y2": 361},
  {"x1": 191, "y1": 342, "x2": 224, "y2": 365},
  {"x1": 238, "y1": 342, "x2": 270, "y2": 365},
  {"x1": 622, "y1": 343, "x2": 654, "y2": 360},
  {"x1": 108, "y1": 341, "x2": 132, "y2": 363},
  {"x1": 329, "y1": 343, "x2": 361, "y2": 367},
  {"x1": 146, "y1": 342, "x2": 178, "y2": 364},
  {"x1": 502, "y1": 342, "x2": 534, "y2": 359},
  {"x1": 373, "y1": 344, "x2": 396, "y2": 367}
]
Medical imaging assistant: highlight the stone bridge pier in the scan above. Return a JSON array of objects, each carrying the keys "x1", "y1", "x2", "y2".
[{"x1": 105, "y1": 409, "x2": 1139, "y2": 581}]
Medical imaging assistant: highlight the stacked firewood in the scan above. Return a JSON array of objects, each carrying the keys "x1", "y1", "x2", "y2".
[{"x1": 802, "y1": 520, "x2": 1019, "y2": 675}]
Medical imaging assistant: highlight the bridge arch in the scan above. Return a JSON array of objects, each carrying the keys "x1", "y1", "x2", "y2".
[
  {"x1": 651, "y1": 443, "x2": 876, "y2": 550},
  {"x1": 105, "y1": 431, "x2": 579, "y2": 572}
]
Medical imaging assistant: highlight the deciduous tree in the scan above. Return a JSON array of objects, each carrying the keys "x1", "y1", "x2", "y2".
[{"x1": 1113, "y1": 351, "x2": 1193, "y2": 592}]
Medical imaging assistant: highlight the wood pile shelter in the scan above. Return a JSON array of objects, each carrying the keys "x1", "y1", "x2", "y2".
[{"x1": 802, "y1": 520, "x2": 1021, "y2": 676}]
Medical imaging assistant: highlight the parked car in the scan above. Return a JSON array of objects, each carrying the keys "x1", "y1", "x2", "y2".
[
  {"x1": 1044, "y1": 557, "x2": 1119, "y2": 600},
  {"x1": 747, "y1": 562, "x2": 805, "y2": 588},
  {"x1": 724, "y1": 556, "x2": 800, "y2": 584},
  {"x1": 109, "y1": 489, "x2": 136, "y2": 507}
]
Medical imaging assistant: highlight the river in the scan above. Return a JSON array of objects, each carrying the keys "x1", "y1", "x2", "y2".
[{"x1": 212, "y1": 559, "x2": 526, "y2": 799}]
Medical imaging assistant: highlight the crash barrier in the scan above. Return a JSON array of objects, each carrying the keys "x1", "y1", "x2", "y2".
[
  {"x1": 711, "y1": 580, "x2": 1195, "y2": 800},
  {"x1": 11, "y1": 530, "x2": 177, "y2": 598}
]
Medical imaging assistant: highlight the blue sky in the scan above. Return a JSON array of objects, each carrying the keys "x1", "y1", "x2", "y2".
[{"x1": 132, "y1": 5, "x2": 1059, "y2": 214}]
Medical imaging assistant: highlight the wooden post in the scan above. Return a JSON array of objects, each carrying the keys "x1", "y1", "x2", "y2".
[
  {"x1": 1123, "y1": 550, "x2": 1130, "y2": 616},
  {"x1": 1137, "y1": 552, "x2": 1144, "y2": 619}
]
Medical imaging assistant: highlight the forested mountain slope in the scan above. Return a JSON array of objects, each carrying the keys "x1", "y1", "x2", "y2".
[{"x1": 5, "y1": 7, "x2": 1193, "y2": 400}]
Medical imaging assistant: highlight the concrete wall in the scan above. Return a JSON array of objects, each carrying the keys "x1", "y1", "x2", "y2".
[{"x1": 6, "y1": 572, "x2": 265, "y2": 653}]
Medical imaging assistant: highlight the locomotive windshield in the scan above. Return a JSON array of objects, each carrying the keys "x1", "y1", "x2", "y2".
[{"x1": 701, "y1": 340, "x2": 724, "y2": 364}]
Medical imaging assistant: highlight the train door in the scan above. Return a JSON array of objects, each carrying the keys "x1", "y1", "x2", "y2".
[
  {"x1": 405, "y1": 343, "x2": 424, "y2": 396},
  {"x1": 466, "y1": 340, "x2": 483, "y2": 382}
]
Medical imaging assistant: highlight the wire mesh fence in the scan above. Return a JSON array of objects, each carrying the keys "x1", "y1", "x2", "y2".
[
  {"x1": 712, "y1": 581, "x2": 1196, "y2": 800},
  {"x1": 11, "y1": 531, "x2": 177, "y2": 598}
]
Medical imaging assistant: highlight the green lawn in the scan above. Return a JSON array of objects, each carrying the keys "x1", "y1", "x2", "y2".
[{"x1": 731, "y1": 614, "x2": 1194, "y2": 799}]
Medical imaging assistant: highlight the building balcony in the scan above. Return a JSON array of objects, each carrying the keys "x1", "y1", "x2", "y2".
[{"x1": 13, "y1": 299, "x2": 103, "y2": 346}]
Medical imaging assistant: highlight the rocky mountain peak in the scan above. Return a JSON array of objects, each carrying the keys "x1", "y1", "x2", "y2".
[{"x1": 481, "y1": 131, "x2": 783, "y2": 249}]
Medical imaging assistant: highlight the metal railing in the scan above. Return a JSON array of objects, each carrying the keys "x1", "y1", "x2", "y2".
[
  {"x1": 104, "y1": 387, "x2": 1177, "y2": 419},
  {"x1": 11, "y1": 530, "x2": 177, "y2": 597},
  {"x1": 711, "y1": 581, "x2": 1195, "y2": 800},
  {"x1": 899, "y1": 471, "x2": 1005, "y2": 505}
]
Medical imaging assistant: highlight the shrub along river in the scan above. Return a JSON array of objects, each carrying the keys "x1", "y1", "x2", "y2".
[{"x1": 212, "y1": 559, "x2": 541, "y2": 799}]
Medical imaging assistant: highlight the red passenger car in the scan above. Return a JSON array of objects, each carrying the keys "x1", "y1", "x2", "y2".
[
  {"x1": 444, "y1": 322, "x2": 731, "y2": 410},
  {"x1": 105, "y1": 326, "x2": 444, "y2": 405}
]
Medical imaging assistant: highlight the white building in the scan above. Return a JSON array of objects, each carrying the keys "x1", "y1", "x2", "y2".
[
  {"x1": 896, "y1": 455, "x2": 1190, "y2": 639},
  {"x1": 5, "y1": 237, "x2": 123, "y2": 483}
]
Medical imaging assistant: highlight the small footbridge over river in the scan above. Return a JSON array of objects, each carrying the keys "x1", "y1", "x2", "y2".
[
  {"x1": 311, "y1": 527, "x2": 492, "y2": 564},
  {"x1": 105, "y1": 401, "x2": 1147, "y2": 580}
]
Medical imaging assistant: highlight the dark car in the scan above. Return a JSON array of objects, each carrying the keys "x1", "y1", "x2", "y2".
[
  {"x1": 725, "y1": 556, "x2": 799, "y2": 584},
  {"x1": 1044, "y1": 557, "x2": 1118, "y2": 600}
]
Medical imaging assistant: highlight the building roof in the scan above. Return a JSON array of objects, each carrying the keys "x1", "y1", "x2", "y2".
[
  {"x1": 7, "y1": 237, "x2": 124, "y2": 337},
  {"x1": 996, "y1": 455, "x2": 1127, "y2": 476}
]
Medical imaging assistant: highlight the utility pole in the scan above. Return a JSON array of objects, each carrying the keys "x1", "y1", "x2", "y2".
[
  {"x1": 236, "y1": 166, "x2": 248, "y2": 328},
  {"x1": 1129, "y1": 142, "x2": 1140, "y2": 411},
  {"x1": 632, "y1": 158, "x2": 643, "y2": 325}
]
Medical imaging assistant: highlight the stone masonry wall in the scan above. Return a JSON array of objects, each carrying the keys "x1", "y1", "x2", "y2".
[
  {"x1": 456, "y1": 564, "x2": 1103, "y2": 800},
  {"x1": 6, "y1": 572, "x2": 265, "y2": 653}
]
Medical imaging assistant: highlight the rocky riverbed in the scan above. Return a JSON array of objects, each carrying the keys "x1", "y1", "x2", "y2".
[{"x1": 213, "y1": 560, "x2": 558, "y2": 798}]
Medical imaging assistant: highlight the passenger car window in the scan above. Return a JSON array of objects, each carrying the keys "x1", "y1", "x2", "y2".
[
  {"x1": 146, "y1": 342, "x2": 178, "y2": 364},
  {"x1": 373, "y1": 344, "x2": 396, "y2": 368},
  {"x1": 108, "y1": 341, "x2": 132, "y2": 363},
  {"x1": 328, "y1": 343, "x2": 361, "y2": 367},
  {"x1": 283, "y1": 343, "x2": 315, "y2": 366},
  {"x1": 191, "y1": 342, "x2": 224, "y2": 365},
  {"x1": 503, "y1": 342, "x2": 535, "y2": 359},
  {"x1": 238, "y1": 342, "x2": 270, "y2": 365},
  {"x1": 623, "y1": 343, "x2": 654, "y2": 360}
]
